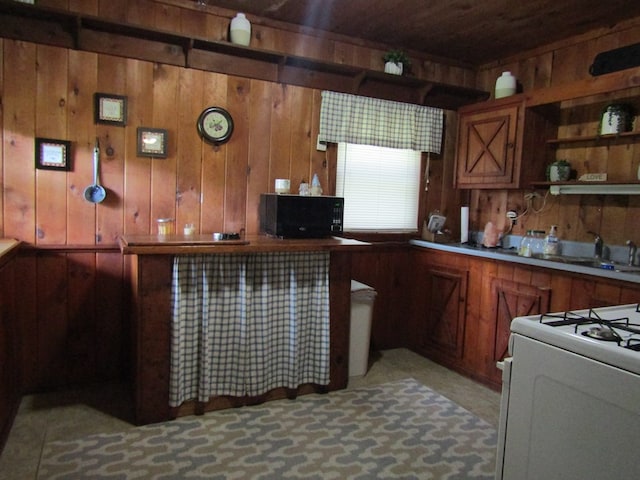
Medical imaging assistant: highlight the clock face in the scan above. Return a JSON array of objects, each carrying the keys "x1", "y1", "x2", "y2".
[{"x1": 197, "y1": 107, "x2": 234, "y2": 144}]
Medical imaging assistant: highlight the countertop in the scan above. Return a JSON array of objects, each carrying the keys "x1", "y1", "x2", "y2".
[
  {"x1": 410, "y1": 239, "x2": 640, "y2": 285},
  {"x1": 0, "y1": 239, "x2": 21, "y2": 268},
  {"x1": 119, "y1": 234, "x2": 371, "y2": 255}
]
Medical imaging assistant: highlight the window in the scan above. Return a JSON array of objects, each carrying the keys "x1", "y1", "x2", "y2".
[{"x1": 336, "y1": 143, "x2": 422, "y2": 232}]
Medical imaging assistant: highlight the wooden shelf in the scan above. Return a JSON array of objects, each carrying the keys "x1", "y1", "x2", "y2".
[
  {"x1": 0, "y1": 1, "x2": 489, "y2": 110},
  {"x1": 530, "y1": 181, "x2": 640, "y2": 195},
  {"x1": 526, "y1": 66, "x2": 640, "y2": 107},
  {"x1": 546, "y1": 130, "x2": 640, "y2": 147}
]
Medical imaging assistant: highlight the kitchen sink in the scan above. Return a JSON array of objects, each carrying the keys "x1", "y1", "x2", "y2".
[{"x1": 614, "y1": 265, "x2": 640, "y2": 273}]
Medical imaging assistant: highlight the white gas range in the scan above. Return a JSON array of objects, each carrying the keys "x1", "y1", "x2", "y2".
[{"x1": 495, "y1": 303, "x2": 640, "y2": 480}]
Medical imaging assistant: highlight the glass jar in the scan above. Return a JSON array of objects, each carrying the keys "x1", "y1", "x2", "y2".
[
  {"x1": 519, "y1": 230, "x2": 534, "y2": 257},
  {"x1": 519, "y1": 230, "x2": 545, "y2": 257},
  {"x1": 157, "y1": 218, "x2": 175, "y2": 236}
]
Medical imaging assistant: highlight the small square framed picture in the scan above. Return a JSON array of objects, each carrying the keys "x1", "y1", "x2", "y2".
[
  {"x1": 35, "y1": 138, "x2": 72, "y2": 171},
  {"x1": 94, "y1": 92, "x2": 127, "y2": 126},
  {"x1": 137, "y1": 127, "x2": 168, "y2": 158}
]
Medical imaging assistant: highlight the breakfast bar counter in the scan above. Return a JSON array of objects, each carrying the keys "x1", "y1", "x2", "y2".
[{"x1": 120, "y1": 234, "x2": 370, "y2": 425}]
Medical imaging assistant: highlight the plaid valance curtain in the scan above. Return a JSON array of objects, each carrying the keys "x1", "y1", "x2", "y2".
[
  {"x1": 169, "y1": 252, "x2": 330, "y2": 407},
  {"x1": 319, "y1": 91, "x2": 444, "y2": 153}
]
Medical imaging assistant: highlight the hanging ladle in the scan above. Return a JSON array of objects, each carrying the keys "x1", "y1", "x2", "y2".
[{"x1": 83, "y1": 137, "x2": 106, "y2": 203}]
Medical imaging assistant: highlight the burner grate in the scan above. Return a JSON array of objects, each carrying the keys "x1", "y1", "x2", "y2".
[{"x1": 539, "y1": 305, "x2": 640, "y2": 349}]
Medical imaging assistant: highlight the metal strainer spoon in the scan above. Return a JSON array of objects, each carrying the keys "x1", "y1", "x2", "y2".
[{"x1": 83, "y1": 138, "x2": 106, "y2": 203}]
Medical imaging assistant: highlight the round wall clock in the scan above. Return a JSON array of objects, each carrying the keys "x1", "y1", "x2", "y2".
[{"x1": 197, "y1": 106, "x2": 234, "y2": 144}]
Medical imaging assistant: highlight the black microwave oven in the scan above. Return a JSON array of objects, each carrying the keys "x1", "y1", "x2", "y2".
[{"x1": 259, "y1": 194, "x2": 344, "y2": 238}]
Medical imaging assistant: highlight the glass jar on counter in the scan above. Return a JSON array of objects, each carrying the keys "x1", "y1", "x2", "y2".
[{"x1": 519, "y1": 230, "x2": 545, "y2": 257}]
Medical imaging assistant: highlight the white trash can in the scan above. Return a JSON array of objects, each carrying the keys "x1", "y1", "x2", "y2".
[{"x1": 349, "y1": 280, "x2": 377, "y2": 377}]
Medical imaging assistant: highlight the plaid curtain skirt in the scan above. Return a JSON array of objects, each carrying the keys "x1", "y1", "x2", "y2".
[{"x1": 169, "y1": 252, "x2": 330, "y2": 406}]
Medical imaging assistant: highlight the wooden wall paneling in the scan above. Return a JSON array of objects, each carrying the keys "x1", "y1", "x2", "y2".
[
  {"x1": 123, "y1": 59, "x2": 154, "y2": 236},
  {"x1": 289, "y1": 86, "x2": 313, "y2": 188},
  {"x1": 269, "y1": 83, "x2": 292, "y2": 187},
  {"x1": 620, "y1": 284, "x2": 640, "y2": 304},
  {"x1": 200, "y1": 71, "x2": 228, "y2": 234},
  {"x1": 178, "y1": 3, "x2": 210, "y2": 38},
  {"x1": 95, "y1": 251, "x2": 125, "y2": 380},
  {"x1": 309, "y1": 90, "x2": 327, "y2": 194},
  {"x1": 67, "y1": 50, "x2": 99, "y2": 245},
  {"x1": 175, "y1": 68, "x2": 205, "y2": 230},
  {"x1": 69, "y1": 0, "x2": 98, "y2": 15},
  {"x1": 600, "y1": 195, "x2": 630, "y2": 248},
  {"x1": 38, "y1": 0, "x2": 69, "y2": 10},
  {"x1": 465, "y1": 257, "x2": 496, "y2": 378},
  {"x1": 224, "y1": 76, "x2": 250, "y2": 233},
  {"x1": 36, "y1": 253, "x2": 68, "y2": 388},
  {"x1": 150, "y1": 63, "x2": 179, "y2": 229},
  {"x1": 134, "y1": 254, "x2": 173, "y2": 425},
  {"x1": 126, "y1": 0, "x2": 159, "y2": 28},
  {"x1": 35, "y1": 45, "x2": 68, "y2": 245},
  {"x1": 13, "y1": 255, "x2": 37, "y2": 391},
  {"x1": 65, "y1": 252, "x2": 97, "y2": 384},
  {"x1": 154, "y1": 2, "x2": 182, "y2": 32},
  {"x1": 245, "y1": 79, "x2": 273, "y2": 235},
  {"x1": 359, "y1": 246, "x2": 410, "y2": 350},
  {"x1": 96, "y1": 55, "x2": 127, "y2": 244},
  {"x1": 549, "y1": 272, "x2": 573, "y2": 311},
  {"x1": 98, "y1": 0, "x2": 129, "y2": 22},
  {"x1": 279, "y1": 30, "x2": 332, "y2": 63},
  {"x1": 0, "y1": 257, "x2": 17, "y2": 452},
  {"x1": 623, "y1": 196, "x2": 640, "y2": 243}
]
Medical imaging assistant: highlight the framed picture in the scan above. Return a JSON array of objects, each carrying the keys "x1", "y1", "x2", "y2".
[
  {"x1": 137, "y1": 127, "x2": 168, "y2": 158},
  {"x1": 35, "y1": 137, "x2": 71, "y2": 171},
  {"x1": 94, "y1": 92, "x2": 127, "y2": 126}
]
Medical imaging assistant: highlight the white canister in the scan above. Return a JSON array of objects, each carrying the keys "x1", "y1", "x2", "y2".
[
  {"x1": 275, "y1": 178, "x2": 290, "y2": 194},
  {"x1": 384, "y1": 61, "x2": 403, "y2": 75},
  {"x1": 230, "y1": 13, "x2": 251, "y2": 46},
  {"x1": 495, "y1": 71, "x2": 516, "y2": 99}
]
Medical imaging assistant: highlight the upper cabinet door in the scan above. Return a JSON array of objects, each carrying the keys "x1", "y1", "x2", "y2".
[
  {"x1": 455, "y1": 103, "x2": 519, "y2": 188},
  {"x1": 454, "y1": 95, "x2": 555, "y2": 189}
]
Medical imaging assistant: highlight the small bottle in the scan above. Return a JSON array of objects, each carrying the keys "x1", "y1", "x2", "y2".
[
  {"x1": 543, "y1": 225, "x2": 560, "y2": 256},
  {"x1": 311, "y1": 173, "x2": 323, "y2": 196},
  {"x1": 519, "y1": 230, "x2": 533, "y2": 257},
  {"x1": 495, "y1": 71, "x2": 516, "y2": 99},
  {"x1": 230, "y1": 13, "x2": 251, "y2": 46}
]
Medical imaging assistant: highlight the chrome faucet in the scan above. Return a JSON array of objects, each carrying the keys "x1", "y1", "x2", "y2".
[
  {"x1": 627, "y1": 240, "x2": 637, "y2": 266},
  {"x1": 587, "y1": 231, "x2": 603, "y2": 258}
]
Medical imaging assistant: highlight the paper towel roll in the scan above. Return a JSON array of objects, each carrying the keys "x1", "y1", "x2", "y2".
[{"x1": 460, "y1": 206, "x2": 469, "y2": 243}]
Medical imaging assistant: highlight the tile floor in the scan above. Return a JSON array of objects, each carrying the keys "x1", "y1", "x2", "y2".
[{"x1": 0, "y1": 348, "x2": 501, "y2": 479}]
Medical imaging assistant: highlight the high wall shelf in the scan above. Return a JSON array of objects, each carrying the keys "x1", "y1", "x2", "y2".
[
  {"x1": 0, "y1": 1, "x2": 489, "y2": 110},
  {"x1": 522, "y1": 66, "x2": 640, "y2": 194}
]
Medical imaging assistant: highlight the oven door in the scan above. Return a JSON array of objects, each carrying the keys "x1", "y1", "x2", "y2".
[{"x1": 498, "y1": 333, "x2": 640, "y2": 480}]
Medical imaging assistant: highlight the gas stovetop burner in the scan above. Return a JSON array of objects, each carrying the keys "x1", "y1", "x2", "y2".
[{"x1": 582, "y1": 326, "x2": 620, "y2": 342}]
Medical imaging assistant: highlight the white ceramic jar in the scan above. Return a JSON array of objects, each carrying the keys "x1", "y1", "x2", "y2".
[
  {"x1": 495, "y1": 71, "x2": 516, "y2": 99},
  {"x1": 230, "y1": 13, "x2": 251, "y2": 46}
]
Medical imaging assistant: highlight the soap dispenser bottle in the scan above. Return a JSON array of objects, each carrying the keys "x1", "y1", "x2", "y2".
[{"x1": 543, "y1": 225, "x2": 560, "y2": 255}]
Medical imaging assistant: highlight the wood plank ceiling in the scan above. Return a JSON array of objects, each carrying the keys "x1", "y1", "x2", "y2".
[{"x1": 198, "y1": 0, "x2": 640, "y2": 65}]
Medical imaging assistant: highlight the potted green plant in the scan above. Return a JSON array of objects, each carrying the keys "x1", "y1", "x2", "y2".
[
  {"x1": 547, "y1": 159, "x2": 571, "y2": 182},
  {"x1": 383, "y1": 50, "x2": 411, "y2": 75},
  {"x1": 599, "y1": 103, "x2": 635, "y2": 135}
]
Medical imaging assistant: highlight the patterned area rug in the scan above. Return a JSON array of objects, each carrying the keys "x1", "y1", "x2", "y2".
[{"x1": 39, "y1": 379, "x2": 497, "y2": 479}]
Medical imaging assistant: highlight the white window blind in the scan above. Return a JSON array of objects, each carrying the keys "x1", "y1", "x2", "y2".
[{"x1": 336, "y1": 143, "x2": 421, "y2": 231}]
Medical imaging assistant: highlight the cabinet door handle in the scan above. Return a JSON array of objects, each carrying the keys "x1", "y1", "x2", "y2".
[{"x1": 506, "y1": 142, "x2": 514, "y2": 148}]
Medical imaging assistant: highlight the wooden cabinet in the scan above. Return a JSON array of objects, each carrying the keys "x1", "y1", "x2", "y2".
[
  {"x1": 409, "y1": 246, "x2": 640, "y2": 390},
  {"x1": 454, "y1": 95, "x2": 555, "y2": 189},
  {"x1": 410, "y1": 250, "x2": 468, "y2": 365},
  {"x1": 485, "y1": 278, "x2": 550, "y2": 385},
  {"x1": 0, "y1": 242, "x2": 19, "y2": 452}
]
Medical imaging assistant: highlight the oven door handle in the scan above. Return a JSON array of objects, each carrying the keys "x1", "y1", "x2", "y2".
[{"x1": 496, "y1": 357, "x2": 511, "y2": 371}]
